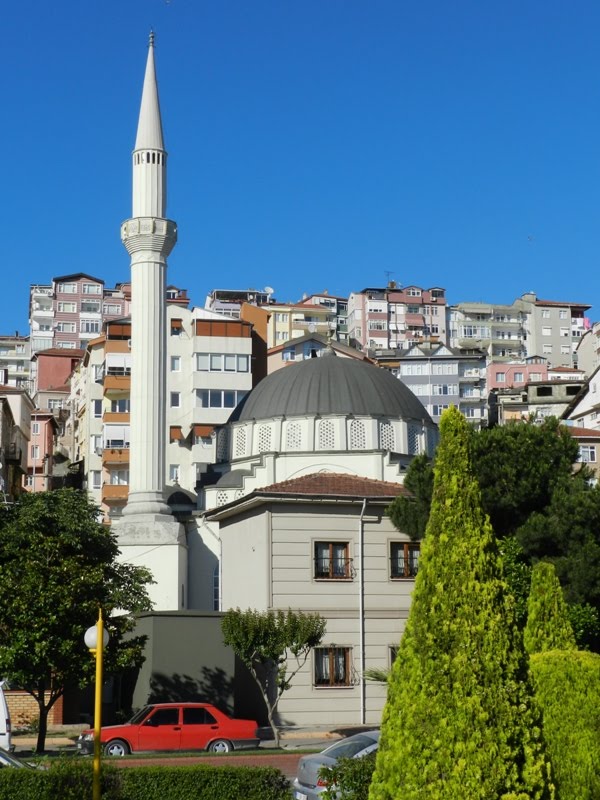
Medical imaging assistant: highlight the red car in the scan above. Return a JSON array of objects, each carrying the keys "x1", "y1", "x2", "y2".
[{"x1": 77, "y1": 702, "x2": 260, "y2": 756}]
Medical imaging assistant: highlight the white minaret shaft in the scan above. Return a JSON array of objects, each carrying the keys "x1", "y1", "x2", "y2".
[{"x1": 121, "y1": 31, "x2": 177, "y2": 516}]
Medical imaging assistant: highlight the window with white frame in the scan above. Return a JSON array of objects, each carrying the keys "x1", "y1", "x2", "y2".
[
  {"x1": 57, "y1": 302, "x2": 76, "y2": 313},
  {"x1": 169, "y1": 464, "x2": 180, "y2": 482},
  {"x1": 170, "y1": 392, "x2": 181, "y2": 408},
  {"x1": 30, "y1": 445, "x2": 40, "y2": 459},
  {"x1": 542, "y1": 326, "x2": 552, "y2": 336},
  {"x1": 314, "y1": 646, "x2": 351, "y2": 687},
  {"x1": 432, "y1": 384, "x2": 458, "y2": 396},
  {"x1": 513, "y1": 372, "x2": 524, "y2": 383},
  {"x1": 543, "y1": 344, "x2": 553, "y2": 354},
  {"x1": 81, "y1": 319, "x2": 100, "y2": 334},
  {"x1": 111, "y1": 398, "x2": 130, "y2": 413},
  {"x1": 407, "y1": 288, "x2": 422, "y2": 296},
  {"x1": 170, "y1": 356, "x2": 181, "y2": 372},
  {"x1": 82, "y1": 283, "x2": 102, "y2": 294},
  {"x1": 57, "y1": 282, "x2": 77, "y2": 293},
  {"x1": 24, "y1": 474, "x2": 33, "y2": 488},
  {"x1": 48, "y1": 398, "x2": 64, "y2": 409},
  {"x1": 282, "y1": 348, "x2": 296, "y2": 362},
  {"x1": 559, "y1": 309, "x2": 567, "y2": 319},
  {"x1": 196, "y1": 353, "x2": 250, "y2": 372},
  {"x1": 579, "y1": 445, "x2": 597, "y2": 463},
  {"x1": 91, "y1": 434, "x2": 102, "y2": 452},
  {"x1": 56, "y1": 322, "x2": 76, "y2": 333},
  {"x1": 56, "y1": 341, "x2": 76, "y2": 349},
  {"x1": 31, "y1": 422, "x2": 40, "y2": 435},
  {"x1": 90, "y1": 471, "x2": 102, "y2": 490},
  {"x1": 561, "y1": 345, "x2": 570, "y2": 355},
  {"x1": 196, "y1": 389, "x2": 246, "y2": 409},
  {"x1": 81, "y1": 300, "x2": 101, "y2": 314},
  {"x1": 110, "y1": 469, "x2": 129, "y2": 485},
  {"x1": 432, "y1": 404, "x2": 449, "y2": 416},
  {"x1": 103, "y1": 303, "x2": 122, "y2": 315},
  {"x1": 93, "y1": 399, "x2": 102, "y2": 418},
  {"x1": 496, "y1": 372, "x2": 506, "y2": 383},
  {"x1": 542, "y1": 309, "x2": 550, "y2": 318}
]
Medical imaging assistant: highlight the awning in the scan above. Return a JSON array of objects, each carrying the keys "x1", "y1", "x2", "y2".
[
  {"x1": 170, "y1": 426, "x2": 184, "y2": 441},
  {"x1": 193, "y1": 424, "x2": 214, "y2": 437}
]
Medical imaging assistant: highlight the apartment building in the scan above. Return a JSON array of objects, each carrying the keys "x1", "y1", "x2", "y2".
[
  {"x1": 386, "y1": 343, "x2": 488, "y2": 428},
  {"x1": 486, "y1": 356, "x2": 549, "y2": 391},
  {"x1": 0, "y1": 387, "x2": 35, "y2": 499},
  {"x1": 205, "y1": 287, "x2": 275, "y2": 317},
  {"x1": 448, "y1": 293, "x2": 591, "y2": 368},
  {"x1": 0, "y1": 335, "x2": 31, "y2": 392},
  {"x1": 266, "y1": 301, "x2": 338, "y2": 348},
  {"x1": 71, "y1": 307, "x2": 254, "y2": 521},
  {"x1": 267, "y1": 333, "x2": 371, "y2": 374},
  {"x1": 25, "y1": 412, "x2": 59, "y2": 492},
  {"x1": 29, "y1": 274, "x2": 131, "y2": 355},
  {"x1": 295, "y1": 293, "x2": 349, "y2": 343},
  {"x1": 491, "y1": 377, "x2": 585, "y2": 425},
  {"x1": 347, "y1": 284, "x2": 447, "y2": 353}
]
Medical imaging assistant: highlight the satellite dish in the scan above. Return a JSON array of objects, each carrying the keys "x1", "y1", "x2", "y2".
[
  {"x1": 308, "y1": 324, "x2": 317, "y2": 333},
  {"x1": 264, "y1": 286, "x2": 274, "y2": 295}
]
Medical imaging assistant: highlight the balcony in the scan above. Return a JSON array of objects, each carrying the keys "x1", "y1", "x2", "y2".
[
  {"x1": 459, "y1": 393, "x2": 482, "y2": 402},
  {"x1": 104, "y1": 375, "x2": 130, "y2": 392},
  {"x1": 31, "y1": 306, "x2": 54, "y2": 318},
  {"x1": 102, "y1": 484, "x2": 128, "y2": 502},
  {"x1": 102, "y1": 447, "x2": 130, "y2": 465},
  {"x1": 103, "y1": 412, "x2": 130, "y2": 424},
  {"x1": 459, "y1": 371, "x2": 482, "y2": 381},
  {"x1": 31, "y1": 286, "x2": 53, "y2": 297}
]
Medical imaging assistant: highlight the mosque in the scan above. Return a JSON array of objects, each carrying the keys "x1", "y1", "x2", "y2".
[{"x1": 116, "y1": 34, "x2": 438, "y2": 726}]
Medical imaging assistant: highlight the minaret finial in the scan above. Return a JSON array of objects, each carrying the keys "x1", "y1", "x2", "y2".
[{"x1": 149, "y1": 29, "x2": 155, "y2": 47}]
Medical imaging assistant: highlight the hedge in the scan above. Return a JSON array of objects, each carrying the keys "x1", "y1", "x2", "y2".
[
  {"x1": 0, "y1": 760, "x2": 290, "y2": 800},
  {"x1": 530, "y1": 649, "x2": 600, "y2": 800}
]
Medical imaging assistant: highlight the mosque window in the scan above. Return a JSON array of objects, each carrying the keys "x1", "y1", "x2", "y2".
[
  {"x1": 258, "y1": 426, "x2": 272, "y2": 453},
  {"x1": 379, "y1": 422, "x2": 395, "y2": 452},
  {"x1": 216, "y1": 491, "x2": 228, "y2": 507},
  {"x1": 234, "y1": 428, "x2": 246, "y2": 458},
  {"x1": 318, "y1": 420, "x2": 335, "y2": 450},
  {"x1": 349, "y1": 419, "x2": 366, "y2": 450},
  {"x1": 390, "y1": 542, "x2": 420, "y2": 579},
  {"x1": 286, "y1": 422, "x2": 302, "y2": 450},
  {"x1": 407, "y1": 424, "x2": 421, "y2": 455},
  {"x1": 216, "y1": 429, "x2": 229, "y2": 461}
]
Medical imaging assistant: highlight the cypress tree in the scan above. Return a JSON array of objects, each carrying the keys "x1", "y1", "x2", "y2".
[
  {"x1": 524, "y1": 561, "x2": 577, "y2": 654},
  {"x1": 369, "y1": 407, "x2": 554, "y2": 800}
]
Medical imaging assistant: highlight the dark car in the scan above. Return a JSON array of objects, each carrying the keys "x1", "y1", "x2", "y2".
[
  {"x1": 292, "y1": 730, "x2": 380, "y2": 800},
  {"x1": 0, "y1": 748, "x2": 35, "y2": 769},
  {"x1": 77, "y1": 702, "x2": 259, "y2": 756}
]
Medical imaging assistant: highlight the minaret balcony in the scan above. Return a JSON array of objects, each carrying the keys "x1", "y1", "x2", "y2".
[{"x1": 121, "y1": 217, "x2": 177, "y2": 257}]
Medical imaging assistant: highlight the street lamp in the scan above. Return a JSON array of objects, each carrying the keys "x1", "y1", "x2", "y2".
[{"x1": 85, "y1": 610, "x2": 109, "y2": 800}]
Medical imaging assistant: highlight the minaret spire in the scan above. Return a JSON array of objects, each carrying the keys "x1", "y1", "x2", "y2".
[{"x1": 134, "y1": 30, "x2": 165, "y2": 152}]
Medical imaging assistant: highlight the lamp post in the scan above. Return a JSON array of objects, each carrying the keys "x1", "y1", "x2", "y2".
[{"x1": 84, "y1": 610, "x2": 109, "y2": 800}]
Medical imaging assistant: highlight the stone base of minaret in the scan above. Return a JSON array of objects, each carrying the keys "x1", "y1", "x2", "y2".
[{"x1": 115, "y1": 512, "x2": 188, "y2": 611}]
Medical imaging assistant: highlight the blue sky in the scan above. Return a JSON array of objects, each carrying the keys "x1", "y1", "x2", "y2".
[{"x1": 3, "y1": 1, "x2": 600, "y2": 332}]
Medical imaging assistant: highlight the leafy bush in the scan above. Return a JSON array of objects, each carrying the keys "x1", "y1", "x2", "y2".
[
  {"x1": 321, "y1": 752, "x2": 376, "y2": 800},
  {"x1": 530, "y1": 650, "x2": 600, "y2": 800},
  {"x1": 0, "y1": 761, "x2": 290, "y2": 800}
]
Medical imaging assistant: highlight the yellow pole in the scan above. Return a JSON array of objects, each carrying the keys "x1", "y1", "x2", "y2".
[{"x1": 92, "y1": 609, "x2": 104, "y2": 800}]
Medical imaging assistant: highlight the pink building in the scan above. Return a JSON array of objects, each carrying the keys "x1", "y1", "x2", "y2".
[
  {"x1": 25, "y1": 411, "x2": 58, "y2": 492},
  {"x1": 486, "y1": 356, "x2": 549, "y2": 390}
]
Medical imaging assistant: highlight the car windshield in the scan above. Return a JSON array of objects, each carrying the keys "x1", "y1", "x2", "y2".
[
  {"x1": 0, "y1": 749, "x2": 30, "y2": 769},
  {"x1": 323, "y1": 734, "x2": 378, "y2": 759},
  {"x1": 129, "y1": 706, "x2": 153, "y2": 724}
]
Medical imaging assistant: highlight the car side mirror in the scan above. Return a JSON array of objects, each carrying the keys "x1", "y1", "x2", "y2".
[{"x1": 143, "y1": 718, "x2": 156, "y2": 727}]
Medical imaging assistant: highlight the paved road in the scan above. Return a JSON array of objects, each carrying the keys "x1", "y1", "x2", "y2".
[{"x1": 112, "y1": 752, "x2": 302, "y2": 781}]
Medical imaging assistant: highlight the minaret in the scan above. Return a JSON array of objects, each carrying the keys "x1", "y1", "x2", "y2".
[{"x1": 117, "y1": 33, "x2": 187, "y2": 610}]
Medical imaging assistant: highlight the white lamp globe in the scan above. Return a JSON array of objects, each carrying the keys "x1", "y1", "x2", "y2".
[{"x1": 84, "y1": 625, "x2": 110, "y2": 651}]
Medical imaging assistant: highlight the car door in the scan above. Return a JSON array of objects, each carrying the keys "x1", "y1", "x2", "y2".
[
  {"x1": 136, "y1": 706, "x2": 181, "y2": 751},
  {"x1": 179, "y1": 706, "x2": 220, "y2": 750}
]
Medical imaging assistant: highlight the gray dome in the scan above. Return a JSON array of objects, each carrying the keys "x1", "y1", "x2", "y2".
[{"x1": 229, "y1": 355, "x2": 433, "y2": 423}]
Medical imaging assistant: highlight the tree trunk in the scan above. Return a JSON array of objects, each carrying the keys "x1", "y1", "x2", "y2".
[
  {"x1": 266, "y1": 704, "x2": 280, "y2": 748},
  {"x1": 35, "y1": 686, "x2": 48, "y2": 754}
]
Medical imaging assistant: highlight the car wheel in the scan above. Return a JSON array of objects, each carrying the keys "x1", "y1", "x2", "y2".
[
  {"x1": 208, "y1": 739, "x2": 232, "y2": 753},
  {"x1": 104, "y1": 739, "x2": 130, "y2": 757}
]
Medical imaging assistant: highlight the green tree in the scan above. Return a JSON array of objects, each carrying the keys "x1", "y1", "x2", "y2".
[
  {"x1": 529, "y1": 650, "x2": 600, "y2": 800},
  {"x1": 386, "y1": 453, "x2": 433, "y2": 540},
  {"x1": 387, "y1": 418, "x2": 600, "y2": 650},
  {"x1": 221, "y1": 608, "x2": 325, "y2": 747},
  {"x1": 0, "y1": 490, "x2": 153, "y2": 752},
  {"x1": 370, "y1": 407, "x2": 553, "y2": 800},
  {"x1": 524, "y1": 562, "x2": 576, "y2": 654}
]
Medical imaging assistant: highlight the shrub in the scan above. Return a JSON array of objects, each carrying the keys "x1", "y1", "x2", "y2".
[
  {"x1": 321, "y1": 752, "x2": 376, "y2": 800},
  {"x1": 0, "y1": 761, "x2": 290, "y2": 800},
  {"x1": 369, "y1": 408, "x2": 554, "y2": 800},
  {"x1": 524, "y1": 561, "x2": 576, "y2": 654},
  {"x1": 530, "y1": 650, "x2": 600, "y2": 800}
]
